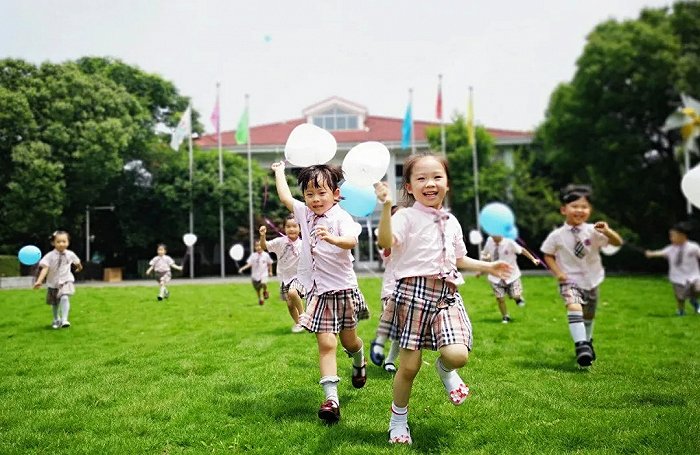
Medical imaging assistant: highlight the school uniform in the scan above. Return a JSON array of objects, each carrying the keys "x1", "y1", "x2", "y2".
[
  {"x1": 660, "y1": 241, "x2": 700, "y2": 301},
  {"x1": 40, "y1": 249, "x2": 80, "y2": 305},
  {"x1": 483, "y1": 236, "x2": 524, "y2": 299},
  {"x1": 266, "y1": 235, "x2": 306, "y2": 300},
  {"x1": 245, "y1": 251, "x2": 273, "y2": 290},
  {"x1": 149, "y1": 255, "x2": 176, "y2": 285}
]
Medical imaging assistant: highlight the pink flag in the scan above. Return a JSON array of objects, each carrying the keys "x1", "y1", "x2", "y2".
[{"x1": 210, "y1": 95, "x2": 220, "y2": 136}]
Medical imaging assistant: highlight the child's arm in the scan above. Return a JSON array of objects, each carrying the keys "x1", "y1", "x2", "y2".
[
  {"x1": 171, "y1": 263, "x2": 183, "y2": 272},
  {"x1": 259, "y1": 225, "x2": 269, "y2": 251},
  {"x1": 520, "y1": 247, "x2": 540, "y2": 266},
  {"x1": 456, "y1": 257, "x2": 511, "y2": 280},
  {"x1": 544, "y1": 254, "x2": 567, "y2": 282},
  {"x1": 271, "y1": 161, "x2": 295, "y2": 212},
  {"x1": 594, "y1": 221, "x2": 623, "y2": 246},
  {"x1": 145, "y1": 265, "x2": 153, "y2": 275},
  {"x1": 268, "y1": 261, "x2": 273, "y2": 277},
  {"x1": 238, "y1": 263, "x2": 251, "y2": 274},
  {"x1": 374, "y1": 182, "x2": 394, "y2": 250},
  {"x1": 644, "y1": 249, "x2": 666, "y2": 259},
  {"x1": 33, "y1": 265, "x2": 48, "y2": 289}
]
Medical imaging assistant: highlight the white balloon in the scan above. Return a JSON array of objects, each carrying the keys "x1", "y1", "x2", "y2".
[
  {"x1": 681, "y1": 164, "x2": 700, "y2": 209},
  {"x1": 601, "y1": 244, "x2": 621, "y2": 256},
  {"x1": 229, "y1": 244, "x2": 245, "y2": 261},
  {"x1": 342, "y1": 141, "x2": 390, "y2": 186},
  {"x1": 468, "y1": 229, "x2": 483, "y2": 245},
  {"x1": 183, "y1": 233, "x2": 198, "y2": 247},
  {"x1": 284, "y1": 124, "x2": 337, "y2": 167}
]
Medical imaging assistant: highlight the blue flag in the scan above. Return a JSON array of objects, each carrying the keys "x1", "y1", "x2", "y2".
[{"x1": 401, "y1": 101, "x2": 412, "y2": 150}]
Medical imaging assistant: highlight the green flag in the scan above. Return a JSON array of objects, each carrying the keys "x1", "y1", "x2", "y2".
[{"x1": 235, "y1": 108, "x2": 249, "y2": 145}]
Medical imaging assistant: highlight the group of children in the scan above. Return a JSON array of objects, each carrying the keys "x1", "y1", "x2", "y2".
[{"x1": 31, "y1": 150, "x2": 698, "y2": 446}]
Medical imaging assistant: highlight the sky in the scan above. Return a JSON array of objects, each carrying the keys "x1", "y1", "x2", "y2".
[{"x1": 2, "y1": 0, "x2": 673, "y2": 135}]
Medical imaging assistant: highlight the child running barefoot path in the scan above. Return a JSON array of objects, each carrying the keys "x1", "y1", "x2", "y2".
[
  {"x1": 374, "y1": 154, "x2": 511, "y2": 445},
  {"x1": 271, "y1": 161, "x2": 369, "y2": 425},
  {"x1": 145, "y1": 243, "x2": 183, "y2": 301},
  {"x1": 33, "y1": 231, "x2": 83, "y2": 329}
]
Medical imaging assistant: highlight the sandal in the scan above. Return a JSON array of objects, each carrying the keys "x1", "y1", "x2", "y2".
[{"x1": 351, "y1": 362, "x2": 367, "y2": 389}]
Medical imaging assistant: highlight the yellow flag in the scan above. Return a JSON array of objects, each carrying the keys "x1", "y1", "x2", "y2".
[{"x1": 467, "y1": 91, "x2": 475, "y2": 147}]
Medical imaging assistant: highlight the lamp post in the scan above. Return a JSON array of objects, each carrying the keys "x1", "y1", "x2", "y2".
[{"x1": 85, "y1": 205, "x2": 115, "y2": 262}]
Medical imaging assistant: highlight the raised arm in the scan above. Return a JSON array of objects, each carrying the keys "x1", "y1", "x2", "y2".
[
  {"x1": 271, "y1": 161, "x2": 295, "y2": 212},
  {"x1": 259, "y1": 225, "x2": 268, "y2": 251},
  {"x1": 594, "y1": 221, "x2": 623, "y2": 247},
  {"x1": 374, "y1": 182, "x2": 394, "y2": 250}
]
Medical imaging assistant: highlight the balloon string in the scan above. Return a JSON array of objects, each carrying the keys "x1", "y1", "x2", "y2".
[
  {"x1": 264, "y1": 216, "x2": 285, "y2": 237},
  {"x1": 515, "y1": 238, "x2": 549, "y2": 270}
]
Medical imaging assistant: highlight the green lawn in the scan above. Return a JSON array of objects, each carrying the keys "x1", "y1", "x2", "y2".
[{"x1": 1, "y1": 276, "x2": 699, "y2": 454}]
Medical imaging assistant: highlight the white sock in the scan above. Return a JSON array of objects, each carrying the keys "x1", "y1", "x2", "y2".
[
  {"x1": 390, "y1": 402, "x2": 408, "y2": 425},
  {"x1": 319, "y1": 376, "x2": 340, "y2": 405},
  {"x1": 59, "y1": 296, "x2": 70, "y2": 321},
  {"x1": 436, "y1": 357, "x2": 464, "y2": 390},
  {"x1": 349, "y1": 340, "x2": 365, "y2": 368},
  {"x1": 567, "y1": 311, "x2": 586, "y2": 343},
  {"x1": 386, "y1": 341, "x2": 400, "y2": 364},
  {"x1": 51, "y1": 304, "x2": 59, "y2": 321},
  {"x1": 374, "y1": 334, "x2": 387, "y2": 346},
  {"x1": 584, "y1": 319, "x2": 594, "y2": 341},
  {"x1": 159, "y1": 285, "x2": 166, "y2": 297}
]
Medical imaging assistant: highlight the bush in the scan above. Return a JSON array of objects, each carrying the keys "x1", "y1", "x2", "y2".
[{"x1": 0, "y1": 255, "x2": 20, "y2": 277}]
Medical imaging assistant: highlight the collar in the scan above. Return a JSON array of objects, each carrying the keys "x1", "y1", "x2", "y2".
[{"x1": 413, "y1": 201, "x2": 450, "y2": 219}]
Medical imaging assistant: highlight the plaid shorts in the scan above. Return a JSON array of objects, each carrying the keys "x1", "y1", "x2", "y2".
[
  {"x1": 155, "y1": 271, "x2": 172, "y2": 285},
  {"x1": 490, "y1": 278, "x2": 523, "y2": 299},
  {"x1": 299, "y1": 287, "x2": 369, "y2": 333},
  {"x1": 672, "y1": 280, "x2": 700, "y2": 301},
  {"x1": 252, "y1": 277, "x2": 269, "y2": 292},
  {"x1": 45, "y1": 283, "x2": 75, "y2": 305},
  {"x1": 279, "y1": 278, "x2": 306, "y2": 301},
  {"x1": 559, "y1": 282, "x2": 598, "y2": 309},
  {"x1": 380, "y1": 276, "x2": 473, "y2": 351}
]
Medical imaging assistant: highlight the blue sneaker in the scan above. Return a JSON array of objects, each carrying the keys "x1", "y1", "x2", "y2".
[{"x1": 370, "y1": 340, "x2": 385, "y2": 366}]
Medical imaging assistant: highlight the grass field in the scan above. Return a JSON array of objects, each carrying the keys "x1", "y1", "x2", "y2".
[{"x1": 1, "y1": 276, "x2": 699, "y2": 454}]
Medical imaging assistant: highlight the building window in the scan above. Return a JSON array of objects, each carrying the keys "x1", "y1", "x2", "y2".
[{"x1": 312, "y1": 107, "x2": 360, "y2": 131}]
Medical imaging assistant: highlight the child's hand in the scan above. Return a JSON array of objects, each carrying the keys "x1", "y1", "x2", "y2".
[
  {"x1": 259, "y1": 225, "x2": 267, "y2": 236},
  {"x1": 271, "y1": 161, "x2": 285, "y2": 172},
  {"x1": 489, "y1": 261, "x2": 512, "y2": 280},
  {"x1": 33, "y1": 281, "x2": 42, "y2": 289},
  {"x1": 73, "y1": 263, "x2": 83, "y2": 273},
  {"x1": 315, "y1": 226, "x2": 336, "y2": 245},
  {"x1": 374, "y1": 182, "x2": 392, "y2": 204},
  {"x1": 556, "y1": 272, "x2": 568, "y2": 283},
  {"x1": 644, "y1": 250, "x2": 652, "y2": 258},
  {"x1": 531, "y1": 258, "x2": 541, "y2": 266},
  {"x1": 594, "y1": 221, "x2": 610, "y2": 233}
]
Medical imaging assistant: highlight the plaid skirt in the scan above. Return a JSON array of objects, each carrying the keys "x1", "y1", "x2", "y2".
[
  {"x1": 155, "y1": 270, "x2": 172, "y2": 285},
  {"x1": 380, "y1": 276, "x2": 472, "y2": 351},
  {"x1": 299, "y1": 287, "x2": 369, "y2": 333},
  {"x1": 490, "y1": 278, "x2": 523, "y2": 299},
  {"x1": 45, "y1": 282, "x2": 75, "y2": 305},
  {"x1": 279, "y1": 278, "x2": 306, "y2": 301},
  {"x1": 559, "y1": 282, "x2": 598, "y2": 309},
  {"x1": 374, "y1": 296, "x2": 393, "y2": 339}
]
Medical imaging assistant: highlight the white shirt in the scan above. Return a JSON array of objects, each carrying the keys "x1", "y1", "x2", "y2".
[
  {"x1": 293, "y1": 199, "x2": 362, "y2": 294},
  {"x1": 266, "y1": 236, "x2": 302, "y2": 285},
  {"x1": 39, "y1": 249, "x2": 80, "y2": 288},
  {"x1": 483, "y1": 237, "x2": 522, "y2": 284},
  {"x1": 661, "y1": 241, "x2": 700, "y2": 285},
  {"x1": 246, "y1": 252, "x2": 273, "y2": 281},
  {"x1": 390, "y1": 203, "x2": 467, "y2": 286},
  {"x1": 149, "y1": 255, "x2": 175, "y2": 273},
  {"x1": 380, "y1": 249, "x2": 396, "y2": 299},
  {"x1": 541, "y1": 223, "x2": 609, "y2": 290}
]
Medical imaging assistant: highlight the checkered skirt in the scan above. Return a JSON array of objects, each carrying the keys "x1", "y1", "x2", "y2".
[
  {"x1": 279, "y1": 278, "x2": 306, "y2": 301},
  {"x1": 490, "y1": 278, "x2": 523, "y2": 299},
  {"x1": 379, "y1": 276, "x2": 472, "y2": 351},
  {"x1": 299, "y1": 287, "x2": 369, "y2": 333},
  {"x1": 45, "y1": 282, "x2": 75, "y2": 305}
]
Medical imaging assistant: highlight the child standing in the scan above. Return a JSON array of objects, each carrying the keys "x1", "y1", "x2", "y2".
[
  {"x1": 271, "y1": 160, "x2": 369, "y2": 425},
  {"x1": 145, "y1": 243, "x2": 183, "y2": 301},
  {"x1": 480, "y1": 235, "x2": 540, "y2": 323},
  {"x1": 374, "y1": 154, "x2": 511, "y2": 445},
  {"x1": 33, "y1": 231, "x2": 83, "y2": 329},
  {"x1": 259, "y1": 215, "x2": 307, "y2": 332},
  {"x1": 238, "y1": 241, "x2": 274, "y2": 306},
  {"x1": 540, "y1": 185, "x2": 623, "y2": 367},
  {"x1": 645, "y1": 222, "x2": 700, "y2": 315}
]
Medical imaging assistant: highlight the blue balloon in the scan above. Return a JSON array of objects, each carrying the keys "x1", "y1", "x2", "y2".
[
  {"x1": 504, "y1": 225, "x2": 519, "y2": 240},
  {"x1": 479, "y1": 202, "x2": 516, "y2": 237},
  {"x1": 18, "y1": 245, "x2": 41, "y2": 266},
  {"x1": 339, "y1": 181, "x2": 377, "y2": 217}
]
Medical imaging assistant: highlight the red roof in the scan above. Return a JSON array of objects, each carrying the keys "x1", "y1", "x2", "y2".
[{"x1": 195, "y1": 115, "x2": 532, "y2": 148}]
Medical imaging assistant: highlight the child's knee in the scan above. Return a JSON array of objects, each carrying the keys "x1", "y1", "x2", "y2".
[{"x1": 440, "y1": 345, "x2": 469, "y2": 368}]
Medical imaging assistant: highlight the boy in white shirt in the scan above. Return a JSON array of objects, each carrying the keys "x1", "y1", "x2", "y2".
[
  {"x1": 645, "y1": 222, "x2": 700, "y2": 315},
  {"x1": 238, "y1": 241, "x2": 274, "y2": 306},
  {"x1": 541, "y1": 185, "x2": 623, "y2": 367}
]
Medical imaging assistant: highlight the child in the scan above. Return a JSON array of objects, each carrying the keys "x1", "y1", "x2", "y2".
[
  {"x1": 374, "y1": 153, "x2": 511, "y2": 445},
  {"x1": 271, "y1": 160, "x2": 369, "y2": 425},
  {"x1": 645, "y1": 221, "x2": 700, "y2": 316},
  {"x1": 540, "y1": 185, "x2": 623, "y2": 367},
  {"x1": 480, "y1": 235, "x2": 540, "y2": 323},
  {"x1": 371, "y1": 205, "x2": 402, "y2": 373},
  {"x1": 238, "y1": 241, "x2": 273, "y2": 306},
  {"x1": 33, "y1": 230, "x2": 83, "y2": 329},
  {"x1": 145, "y1": 243, "x2": 183, "y2": 301},
  {"x1": 259, "y1": 215, "x2": 307, "y2": 332}
]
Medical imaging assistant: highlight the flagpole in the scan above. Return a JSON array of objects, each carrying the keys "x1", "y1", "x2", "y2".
[
  {"x1": 469, "y1": 86, "x2": 482, "y2": 258},
  {"x1": 245, "y1": 94, "x2": 254, "y2": 255},
  {"x1": 187, "y1": 104, "x2": 195, "y2": 279},
  {"x1": 439, "y1": 74, "x2": 446, "y2": 158},
  {"x1": 410, "y1": 88, "x2": 416, "y2": 154},
  {"x1": 216, "y1": 82, "x2": 225, "y2": 278}
]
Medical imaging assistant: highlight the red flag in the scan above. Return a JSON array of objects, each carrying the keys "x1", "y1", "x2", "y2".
[
  {"x1": 436, "y1": 81, "x2": 443, "y2": 120},
  {"x1": 210, "y1": 95, "x2": 220, "y2": 136}
]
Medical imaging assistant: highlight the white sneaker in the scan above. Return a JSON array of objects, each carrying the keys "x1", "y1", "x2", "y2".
[
  {"x1": 51, "y1": 320, "x2": 60, "y2": 329},
  {"x1": 61, "y1": 320, "x2": 71, "y2": 328},
  {"x1": 291, "y1": 323, "x2": 304, "y2": 333}
]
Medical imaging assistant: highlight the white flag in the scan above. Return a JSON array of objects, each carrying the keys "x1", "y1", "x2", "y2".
[{"x1": 169, "y1": 106, "x2": 191, "y2": 151}]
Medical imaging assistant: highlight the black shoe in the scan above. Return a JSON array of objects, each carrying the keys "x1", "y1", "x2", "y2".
[
  {"x1": 588, "y1": 339, "x2": 596, "y2": 361},
  {"x1": 575, "y1": 341, "x2": 593, "y2": 367}
]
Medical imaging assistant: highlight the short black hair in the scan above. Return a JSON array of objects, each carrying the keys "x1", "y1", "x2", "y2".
[
  {"x1": 157, "y1": 243, "x2": 167, "y2": 250},
  {"x1": 49, "y1": 230, "x2": 69, "y2": 242},
  {"x1": 672, "y1": 221, "x2": 693, "y2": 236},
  {"x1": 296, "y1": 165, "x2": 344, "y2": 193},
  {"x1": 560, "y1": 184, "x2": 593, "y2": 205}
]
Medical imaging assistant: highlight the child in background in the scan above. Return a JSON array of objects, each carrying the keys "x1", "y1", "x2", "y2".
[
  {"x1": 33, "y1": 230, "x2": 83, "y2": 329},
  {"x1": 374, "y1": 154, "x2": 511, "y2": 445},
  {"x1": 271, "y1": 160, "x2": 369, "y2": 425},
  {"x1": 645, "y1": 222, "x2": 700, "y2": 315},
  {"x1": 371, "y1": 205, "x2": 401, "y2": 373},
  {"x1": 480, "y1": 235, "x2": 540, "y2": 323},
  {"x1": 541, "y1": 185, "x2": 623, "y2": 367},
  {"x1": 145, "y1": 243, "x2": 183, "y2": 301},
  {"x1": 259, "y1": 215, "x2": 307, "y2": 332},
  {"x1": 238, "y1": 241, "x2": 273, "y2": 306}
]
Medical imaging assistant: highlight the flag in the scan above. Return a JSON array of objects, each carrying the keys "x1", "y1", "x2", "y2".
[
  {"x1": 210, "y1": 95, "x2": 220, "y2": 136},
  {"x1": 169, "y1": 106, "x2": 191, "y2": 151},
  {"x1": 236, "y1": 107, "x2": 249, "y2": 145},
  {"x1": 436, "y1": 81, "x2": 443, "y2": 120},
  {"x1": 401, "y1": 100, "x2": 412, "y2": 150},
  {"x1": 467, "y1": 91, "x2": 475, "y2": 147}
]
